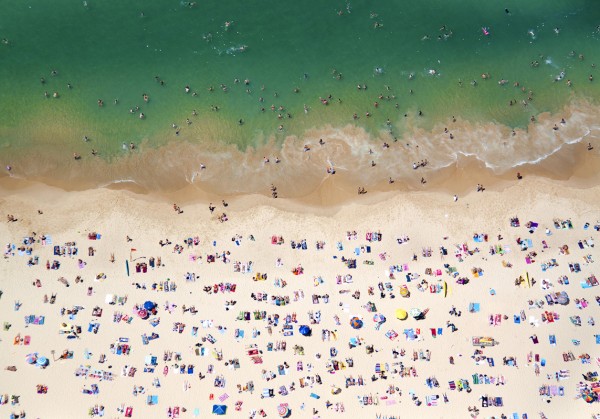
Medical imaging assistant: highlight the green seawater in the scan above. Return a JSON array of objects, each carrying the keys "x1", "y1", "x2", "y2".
[{"x1": 0, "y1": 0, "x2": 599, "y2": 160}]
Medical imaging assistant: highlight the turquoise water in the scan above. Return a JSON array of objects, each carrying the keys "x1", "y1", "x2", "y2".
[{"x1": 0, "y1": 0, "x2": 599, "y2": 185}]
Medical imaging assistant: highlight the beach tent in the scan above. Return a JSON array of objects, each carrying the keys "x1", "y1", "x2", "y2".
[
  {"x1": 350, "y1": 317, "x2": 364, "y2": 329},
  {"x1": 212, "y1": 404, "x2": 227, "y2": 415},
  {"x1": 395, "y1": 309, "x2": 408, "y2": 320},
  {"x1": 299, "y1": 325, "x2": 312, "y2": 336}
]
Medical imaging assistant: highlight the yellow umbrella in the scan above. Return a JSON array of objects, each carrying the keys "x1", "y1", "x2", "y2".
[{"x1": 395, "y1": 309, "x2": 408, "y2": 320}]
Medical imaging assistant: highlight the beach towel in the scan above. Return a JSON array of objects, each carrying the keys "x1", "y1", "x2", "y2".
[{"x1": 549, "y1": 335, "x2": 557, "y2": 346}]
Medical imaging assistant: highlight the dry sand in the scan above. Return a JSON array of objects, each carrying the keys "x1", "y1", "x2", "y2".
[{"x1": 0, "y1": 175, "x2": 599, "y2": 419}]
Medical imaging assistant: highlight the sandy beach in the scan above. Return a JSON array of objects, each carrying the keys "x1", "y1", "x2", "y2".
[{"x1": 1, "y1": 173, "x2": 599, "y2": 419}]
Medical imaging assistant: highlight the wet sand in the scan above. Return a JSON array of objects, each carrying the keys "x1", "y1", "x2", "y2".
[{"x1": 0, "y1": 99, "x2": 599, "y2": 206}]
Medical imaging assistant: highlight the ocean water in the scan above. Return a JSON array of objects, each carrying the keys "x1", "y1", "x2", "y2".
[{"x1": 0, "y1": 0, "x2": 599, "y2": 192}]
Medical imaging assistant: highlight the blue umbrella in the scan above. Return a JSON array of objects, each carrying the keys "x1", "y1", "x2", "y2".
[
  {"x1": 350, "y1": 317, "x2": 363, "y2": 329},
  {"x1": 144, "y1": 301, "x2": 155, "y2": 310},
  {"x1": 36, "y1": 356, "x2": 48, "y2": 367},
  {"x1": 212, "y1": 404, "x2": 227, "y2": 415},
  {"x1": 299, "y1": 325, "x2": 311, "y2": 336}
]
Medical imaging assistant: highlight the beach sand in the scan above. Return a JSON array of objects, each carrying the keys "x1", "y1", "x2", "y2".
[{"x1": 0, "y1": 173, "x2": 599, "y2": 419}]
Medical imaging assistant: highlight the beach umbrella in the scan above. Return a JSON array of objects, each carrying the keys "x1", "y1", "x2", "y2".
[
  {"x1": 350, "y1": 317, "x2": 363, "y2": 329},
  {"x1": 299, "y1": 325, "x2": 312, "y2": 337},
  {"x1": 395, "y1": 309, "x2": 408, "y2": 320},
  {"x1": 582, "y1": 390, "x2": 595, "y2": 403},
  {"x1": 36, "y1": 356, "x2": 49, "y2": 367},
  {"x1": 278, "y1": 404, "x2": 290, "y2": 417},
  {"x1": 349, "y1": 337, "x2": 359, "y2": 347},
  {"x1": 409, "y1": 308, "x2": 422, "y2": 318},
  {"x1": 557, "y1": 293, "x2": 569, "y2": 305},
  {"x1": 25, "y1": 353, "x2": 38, "y2": 364},
  {"x1": 143, "y1": 301, "x2": 155, "y2": 310},
  {"x1": 373, "y1": 313, "x2": 386, "y2": 323},
  {"x1": 212, "y1": 404, "x2": 227, "y2": 415},
  {"x1": 138, "y1": 309, "x2": 149, "y2": 319}
]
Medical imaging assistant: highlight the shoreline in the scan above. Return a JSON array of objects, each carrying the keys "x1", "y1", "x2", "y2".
[
  {"x1": 1, "y1": 98, "x2": 599, "y2": 211},
  {"x1": 1, "y1": 140, "x2": 598, "y2": 217}
]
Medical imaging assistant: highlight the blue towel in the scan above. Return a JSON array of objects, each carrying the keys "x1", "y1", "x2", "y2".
[{"x1": 355, "y1": 248, "x2": 360, "y2": 256}]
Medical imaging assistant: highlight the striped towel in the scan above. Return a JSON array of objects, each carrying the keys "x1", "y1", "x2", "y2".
[{"x1": 218, "y1": 393, "x2": 229, "y2": 402}]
